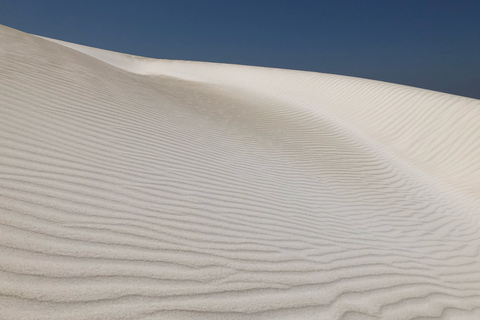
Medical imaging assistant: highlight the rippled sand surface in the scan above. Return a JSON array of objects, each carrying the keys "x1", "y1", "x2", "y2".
[{"x1": 1, "y1": 24, "x2": 480, "y2": 319}]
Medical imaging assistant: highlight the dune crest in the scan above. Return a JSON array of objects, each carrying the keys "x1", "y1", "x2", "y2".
[{"x1": 1, "y1": 25, "x2": 480, "y2": 319}]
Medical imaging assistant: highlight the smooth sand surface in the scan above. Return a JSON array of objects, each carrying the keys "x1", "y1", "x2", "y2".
[{"x1": 1, "y1": 24, "x2": 480, "y2": 319}]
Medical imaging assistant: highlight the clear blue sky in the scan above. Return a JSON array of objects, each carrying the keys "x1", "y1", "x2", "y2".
[{"x1": 1, "y1": 0, "x2": 479, "y2": 99}]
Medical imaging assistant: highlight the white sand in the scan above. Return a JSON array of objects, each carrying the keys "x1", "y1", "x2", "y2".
[{"x1": 1, "y1": 24, "x2": 480, "y2": 319}]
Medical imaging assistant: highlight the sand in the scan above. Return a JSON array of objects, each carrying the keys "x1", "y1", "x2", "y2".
[{"x1": 1, "y1": 24, "x2": 480, "y2": 319}]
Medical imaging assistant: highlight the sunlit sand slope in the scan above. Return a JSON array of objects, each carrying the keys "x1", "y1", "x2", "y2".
[{"x1": 1, "y1": 25, "x2": 480, "y2": 320}]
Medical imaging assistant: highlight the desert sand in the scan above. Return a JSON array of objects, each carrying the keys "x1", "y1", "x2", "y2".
[{"x1": 1, "y1": 24, "x2": 480, "y2": 319}]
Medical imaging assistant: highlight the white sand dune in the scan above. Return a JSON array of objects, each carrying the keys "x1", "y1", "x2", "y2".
[{"x1": 1, "y1": 24, "x2": 480, "y2": 319}]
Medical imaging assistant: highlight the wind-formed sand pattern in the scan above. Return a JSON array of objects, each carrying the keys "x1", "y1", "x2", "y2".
[{"x1": 1, "y1": 24, "x2": 480, "y2": 320}]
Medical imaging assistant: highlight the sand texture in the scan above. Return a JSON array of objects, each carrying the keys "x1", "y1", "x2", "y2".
[{"x1": 1, "y1": 25, "x2": 480, "y2": 319}]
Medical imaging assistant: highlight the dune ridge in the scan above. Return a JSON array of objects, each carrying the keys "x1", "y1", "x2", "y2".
[{"x1": 1, "y1": 24, "x2": 480, "y2": 319}]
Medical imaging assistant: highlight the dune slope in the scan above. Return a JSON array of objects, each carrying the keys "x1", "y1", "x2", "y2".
[{"x1": 1, "y1": 25, "x2": 480, "y2": 319}]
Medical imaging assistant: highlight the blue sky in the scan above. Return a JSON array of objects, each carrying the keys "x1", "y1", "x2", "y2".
[{"x1": 1, "y1": 0, "x2": 479, "y2": 99}]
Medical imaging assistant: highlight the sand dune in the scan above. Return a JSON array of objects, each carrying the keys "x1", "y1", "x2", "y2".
[{"x1": 1, "y1": 24, "x2": 480, "y2": 319}]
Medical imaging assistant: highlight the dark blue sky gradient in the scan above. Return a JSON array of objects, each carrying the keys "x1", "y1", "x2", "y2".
[{"x1": 1, "y1": 0, "x2": 479, "y2": 99}]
